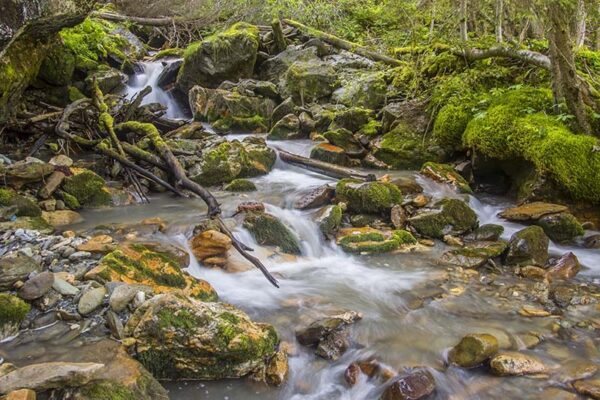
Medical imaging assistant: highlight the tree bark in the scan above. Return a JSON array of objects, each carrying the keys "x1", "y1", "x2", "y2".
[
  {"x1": 459, "y1": 0, "x2": 469, "y2": 42},
  {"x1": 575, "y1": 0, "x2": 587, "y2": 48},
  {"x1": 495, "y1": 0, "x2": 504, "y2": 43}
]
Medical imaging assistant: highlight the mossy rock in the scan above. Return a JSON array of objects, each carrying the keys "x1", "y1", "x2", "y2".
[
  {"x1": 318, "y1": 205, "x2": 343, "y2": 238},
  {"x1": 309, "y1": 143, "x2": 350, "y2": 166},
  {"x1": 328, "y1": 107, "x2": 373, "y2": 133},
  {"x1": 280, "y1": 59, "x2": 339, "y2": 104},
  {"x1": 212, "y1": 115, "x2": 268, "y2": 134},
  {"x1": 336, "y1": 179, "x2": 402, "y2": 214},
  {"x1": 505, "y1": 226, "x2": 549, "y2": 267},
  {"x1": 125, "y1": 293, "x2": 280, "y2": 380},
  {"x1": 38, "y1": 39, "x2": 76, "y2": 86},
  {"x1": 337, "y1": 228, "x2": 416, "y2": 254},
  {"x1": 357, "y1": 119, "x2": 382, "y2": 137},
  {"x1": 536, "y1": 213, "x2": 584, "y2": 243},
  {"x1": 465, "y1": 224, "x2": 504, "y2": 242},
  {"x1": 224, "y1": 179, "x2": 256, "y2": 192},
  {"x1": 332, "y1": 71, "x2": 387, "y2": 109},
  {"x1": 243, "y1": 212, "x2": 301, "y2": 254},
  {"x1": 408, "y1": 199, "x2": 478, "y2": 238},
  {"x1": 0, "y1": 216, "x2": 54, "y2": 234},
  {"x1": 0, "y1": 188, "x2": 41, "y2": 217},
  {"x1": 62, "y1": 168, "x2": 112, "y2": 207},
  {"x1": 267, "y1": 114, "x2": 301, "y2": 140},
  {"x1": 448, "y1": 333, "x2": 499, "y2": 368},
  {"x1": 420, "y1": 162, "x2": 472, "y2": 194},
  {"x1": 441, "y1": 241, "x2": 508, "y2": 269},
  {"x1": 323, "y1": 128, "x2": 366, "y2": 158},
  {"x1": 0, "y1": 293, "x2": 30, "y2": 340},
  {"x1": 433, "y1": 103, "x2": 472, "y2": 152},
  {"x1": 85, "y1": 243, "x2": 217, "y2": 301}
]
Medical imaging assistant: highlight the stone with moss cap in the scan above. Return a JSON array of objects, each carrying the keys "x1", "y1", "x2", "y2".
[
  {"x1": 420, "y1": 162, "x2": 472, "y2": 194},
  {"x1": 177, "y1": 22, "x2": 259, "y2": 92},
  {"x1": 61, "y1": 168, "x2": 112, "y2": 208},
  {"x1": 124, "y1": 293, "x2": 282, "y2": 381},
  {"x1": 433, "y1": 102, "x2": 472, "y2": 151},
  {"x1": 336, "y1": 227, "x2": 416, "y2": 254},
  {"x1": 536, "y1": 212, "x2": 584, "y2": 243},
  {"x1": 38, "y1": 39, "x2": 76, "y2": 86},
  {"x1": 448, "y1": 333, "x2": 499, "y2": 368},
  {"x1": 224, "y1": 179, "x2": 256, "y2": 192},
  {"x1": 441, "y1": 241, "x2": 508, "y2": 269},
  {"x1": 243, "y1": 212, "x2": 301, "y2": 255},
  {"x1": 332, "y1": 71, "x2": 387, "y2": 109},
  {"x1": 323, "y1": 128, "x2": 366, "y2": 158},
  {"x1": 85, "y1": 242, "x2": 217, "y2": 302},
  {"x1": 505, "y1": 226, "x2": 549, "y2": 267},
  {"x1": 317, "y1": 205, "x2": 343, "y2": 238},
  {"x1": 0, "y1": 293, "x2": 30, "y2": 340},
  {"x1": 0, "y1": 188, "x2": 41, "y2": 217},
  {"x1": 279, "y1": 59, "x2": 339, "y2": 104},
  {"x1": 310, "y1": 143, "x2": 350, "y2": 166},
  {"x1": 267, "y1": 114, "x2": 302, "y2": 140},
  {"x1": 336, "y1": 179, "x2": 402, "y2": 214},
  {"x1": 408, "y1": 198, "x2": 479, "y2": 238}
]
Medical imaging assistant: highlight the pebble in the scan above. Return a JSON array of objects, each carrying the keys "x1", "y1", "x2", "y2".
[
  {"x1": 68, "y1": 251, "x2": 91, "y2": 261},
  {"x1": 78, "y1": 286, "x2": 107, "y2": 315},
  {"x1": 52, "y1": 278, "x2": 79, "y2": 296},
  {"x1": 18, "y1": 271, "x2": 55, "y2": 300}
]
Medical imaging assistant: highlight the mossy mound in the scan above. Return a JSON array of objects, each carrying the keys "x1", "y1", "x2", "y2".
[
  {"x1": 0, "y1": 188, "x2": 41, "y2": 217},
  {"x1": 85, "y1": 243, "x2": 217, "y2": 301},
  {"x1": 420, "y1": 162, "x2": 472, "y2": 194},
  {"x1": 448, "y1": 333, "x2": 499, "y2": 368},
  {"x1": 280, "y1": 59, "x2": 339, "y2": 104},
  {"x1": 433, "y1": 103, "x2": 472, "y2": 152},
  {"x1": 0, "y1": 293, "x2": 30, "y2": 339},
  {"x1": 224, "y1": 179, "x2": 257, "y2": 192},
  {"x1": 243, "y1": 212, "x2": 301, "y2": 254},
  {"x1": 333, "y1": 71, "x2": 387, "y2": 109},
  {"x1": 408, "y1": 199, "x2": 478, "y2": 238},
  {"x1": 323, "y1": 128, "x2": 365, "y2": 157},
  {"x1": 336, "y1": 179, "x2": 402, "y2": 214},
  {"x1": 535, "y1": 212, "x2": 584, "y2": 243},
  {"x1": 337, "y1": 228, "x2": 416, "y2": 254},
  {"x1": 38, "y1": 39, "x2": 76, "y2": 86},
  {"x1": 125, "y1": 293, "x2": 280, "y2": 380},
  {"x1": 505, "y1": 226, "x2": 549, "y2": 267},
  {"x1": 318, "y1": 205, "x2": 343, "y2": 238},
  {"x1": 61, "y1": 168, "x2": 112, "y2": 207}
]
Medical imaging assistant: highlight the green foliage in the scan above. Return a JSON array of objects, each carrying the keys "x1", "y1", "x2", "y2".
[{"x1": 0, "y1": 293, "x2": 30, "y2": 327}]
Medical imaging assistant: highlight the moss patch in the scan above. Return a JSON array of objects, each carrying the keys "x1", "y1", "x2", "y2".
[
  {"x1": 243, "y1": 212, "x2": 301, "y2": 254},
  {"x1": 0, "y1": 188, "x2": 42, "y2": 217},
  {"x1": 408, "y1": 199, "x2": 478, "y2": 238},
  {"x1": 61, "y1": 169, "x2": 111, "y2": 207},
  {"x1": 0, "y1": 293, "x2": 30, "y2": 327},
  {"x1": 224, "y1": 179, "x2": 256, "y2": 192}
]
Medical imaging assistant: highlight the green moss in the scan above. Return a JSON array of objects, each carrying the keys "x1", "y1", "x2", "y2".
[
  {"x1": 243, "y1": 212, "x2": 301, "y2": 254},
  {"x1": 373, "y1": 123, "x2": 444, "y2": 169},
  {"x1": 319, "y1": 205, "x2": 343, "y2": 237},
  {"x1": 358, "y1": 119, "x2": 382, "y2": 137},
  {"x1": 224, "y1": 179, "x2": 256, "y2": 192},
  {"x1": 392, "y1": 229, "x2": 417, "y2": 245},
  {"x1": 323, "y1": 128, "x2": 364, "y2": 155},
  {"x1": 336, "y1": 179, "x2": 402, "y2": 214},
  {"x1": 68, "y1": 86, "x2": 86, "y2": 102},
  {"x1": 38, "y1": 40, "x2": 76, "y2": 86},
  {"x1": 433, "y1": 103, "x2": 472, "y2": 151},
  {"x1": 157, "y1": 308, "x2": 201, "y2": 331},
  {"x1": 535, "y1": 212, "x2": 584, "y2": 243},
  {"x1": 78, "y1": 381, "x2": 136, "y2": 400},
  {"x1": 0, "y1": 188, "x2": 41, "y2": 217},
  {"x1": 212, "y1": 115, "x2": 267, "y2": 133},
  {"x1": 420, "y1": 162, "x2": 473, "y2": 194},
  {"x1": 0, "y1": 216, "x2": 54, "y2": 233},
  {"x1": 408, "y1": 199, "x2": 478, "y2": 238},
  {"x1": 59, "y1": 191, "x2": 81, "y2": 210},
  {"x1": 310, "y1": 143, "x2": 349, "y2": 166},
  {"x1": 154, "y1": 48, "x2": 184, "y2": 59},
  {"x1": 451, "y1": 241, "x2": 508, "y2": 259},
  {"x1": 0, "y1": 293, "x2": 30, "y2": 327},
  {"x1": 62, "y1": 169, "x2": 110, "y2": 207},
  {"x1": 284, "y1": 60, "x2": 338, "y2": 104}
]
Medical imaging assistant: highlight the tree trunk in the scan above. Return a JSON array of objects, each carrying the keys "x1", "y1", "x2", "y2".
[
  {"x1": 575, "y1": 0, "x2": 587, "y2": 48},
  {"x1": 495, "y1": 0, "x2": 504, "y2": 42},
  {"x1": 459, "y1": 0, "x2": 469, "y2": 42},
  {"x1": 270, "y1": 18, "x2": 287, "y2": 54}
]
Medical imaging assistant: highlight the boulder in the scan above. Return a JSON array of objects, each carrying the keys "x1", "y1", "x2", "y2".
[
  {"x1": 464, "y1": 224, "x2": 504, "y2": 242},
  {"x1": 536, "y1": 213, "x2": 584, "y2": 243},
  {"x1": 18, "y1": 271, "x2": 54, "y2": 300},
  {"x1": 381, "y1": 369, "x2": 436, "y2": 400},
  {"x1": 0, "y1": 188, "x2": 41, "y2": 217},
  {"x1": 328, "y1": 107, "x2": 373, "y2": 133},
  {"x1": 124, "y1": 293, "x2": 281, "y2": 380},
  {"x1": 546, "y1": 252, "x2": 580, "y2": 281},
  {"x1": 1, "y1": 158, "x2": 53, "y2": 188},
  {"x1": 441, "y1": 241, "x2": 508, "y2": 269},
  {"x1": 267, "y1": 114, "x2": 302, "y2": 140},
  {"x1": 279, "y1": 60, "x2": 339, "y2": 104},
  {"x1": 315, "y1": 330, "x2": 349, "y2": 360},
  {"x1": 505, "y1": 226, "x2": 549, "y2": 267},
  {"x1": 317, "y1": 205, "x2": 343, "y2": 238},
  {"x1": 408, "y1": 199, "x2": 478, "y2": 238},
  {"x1": 156, "y1": 59, "x2": 182, "y2": 89},
  {"x1": 310, "y1": 143, "x2": 350, "y2": 166},
  {"x1": 271, "y1": 97, "x2": 296, "y2": 125},
  {"x1": 489, "y1": 352, "x2": 547, "y2": 376},
  {"x1": 420, "y1": 162, "x2": 472, "y2": 194},
  {"x1": 223, "y1": 179, "x2": 256, "y2": 192},
  {"x1": 243, "y1": 212, "x2": 301, "y2": 254},
  {"x1": 337, "y1": 227, "x2": 416, "y2": 254},
  {"x1": 61, "y1": 168, "x2": 111, "y2": 208},
  {"x1": 332, "y1": 71, "x2": 386, "y2": 109},
  {"x1": 0, "y1": 294, "x2": 30, "y2": 340},
  {"x1": 372, "y1": 124, "x2": 445, "y2": 169},
  {"x1": 336, "y1": 179, "x2": 402, "y2": 214},
  {"x1": 323, "y1": 128, "x2": 366, "y2": 158},
  {"x1": 85, "y1": 68, "x2": 127, "y2": 94},
  {"x1": 499, "y1": 202, "x2": 568, "y2": 222},
  {"x1": 190, "y1": 229, "x2": 232, "y2": 261},
  {"x1": 0, "y1": 254, "x2": 41, "y2": 291},
  {"x1": 448, "y1": 333, "x2": 499, "y2": 368},
  {"x1": 295, "y1": 311, "x2": 362, "y2": 346},
  {"x1": 85, "y1": 242, "x2": 217, "y2": 301},
  {"x1": 177, "y1": 22, "x2": 259, "y2": 92},
  {"x1": 294, "y1": 185, "x2": 335, "y2": 210},
  {"x1": 0, "y1": 362, "x2": 103, "y2": 394},
  {"x1": 260, "y1": 46, "x2": 319, "y2": 83}
]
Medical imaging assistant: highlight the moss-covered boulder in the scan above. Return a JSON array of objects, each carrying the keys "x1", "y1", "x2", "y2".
[
  {"x1": 38, "y1": 39, "x2": 76, "y2": 86},
  {"x1": 499, "y1": 202, "x2": 568, "y2": 222},
  {"x1": 332, "y1": 71, "x2": 387, "y2": 109},
  {"x1": 535, "y1": 213, "x2": 584, "y2": 243},
  {"x1": 336, "y1": 227, "x2": 416, "y2": 254},
  {"x1": 85, "y1": 68, "x2": 127, "y2": 94},
  {"x1": 317, "y1": 205, "x2": 343, "y2": 238},
  {"x1": 61, "y1": 168, "x2": 111, "y2": 208},
  {"x1": 505, "y1": 226, "x2": 549, "y2": 267},
  {"x1": 448, "y1": 333, "x2": 499, "y2": 368},
  {"x1": 0, "y1": 188, "x2": 41, "y2": 217},
  {"x1": 336, "y1": 179, "x2": 402, "y2": 214},
  {"x1": 372, "y1": 124, "x2": 445, "y2": 169},
  {"x1": 323, "y1": 128, "x2": 366, "y2": 158},
  {"x1": 309, "y1": 143, "x2": 350, "y2": 166},
  {"x1": 408, "y1": 199, "x2": 479, "y2": 238},
  {"x1": 433, "y1": 103, "x2": 472, "y2": 152},
  {"x1": 420, "y1": 162, "x2": 472, "y2": 194},
  {"x1": 189, "y1": 137, "x2": 276, "y2": 186},
  {"x1": 177, "y1": 23, "x2": 259, "y2": 92},
  {"x1": 328, "y1": 107, "x2": 372, "y2": 133},
  {"x1": 243, "y1": 212, "x2": 301, "y2": 254},
  {"x1": 1, "y1": 158, "x2": 54, "y2": 188},
  {"x1": 465, "y1": 224, "x2": 504, "y2": 242},
  {"x1": 85, "y1": 242, "x2": 217, "y2": 301},
  {"x1": 124, "y1": 293, "x2": 281, "y2": 380},
  {"x1": 441, "y1": 241, "x2": 508, "y2": 269},
  {"x1": 224, "y1": 179, "x2": 256, "y2": 192},
  {"x1": 0, "y1": 293, "x2": 30, "y2": 340},
  {"x1": 267, "y1": 114, "x2": 302, "y2": 140},
  {"x1": 280, "y1": 60, "x2": 339, "y2": 104},
  {"x1": 0, "y1": 216, "x2": 54, "y2": 233}
]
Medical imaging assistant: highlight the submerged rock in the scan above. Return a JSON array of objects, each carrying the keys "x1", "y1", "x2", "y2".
[
  {"x1": 295, "y1": 311, "x2": 362, "y2": 346},
  {"x1": 381, "y1": 369, "x2": 436, "y2": 400},
  {"x1": 336, "y1": 179, "x2": 402, "y2": 214},
  {"x1": 243, "y1": 212, "x2": 301, "y2": 254},
  {"x1": 317, "y1": 205, "x2": 343, "y2": 238},
  {"x1": 573, "y1": 379, "x2": 600, "y2": 399},
  {"x1": 448, "y1": 333, "x2": 499, "y2": 368},
  {"x1": 408, "y1": 199, "x2": 478, "y2": 239},
  {"x1": 224, "y1": 179, "x2": 256, "y2": 192},
  {"x1": 489, "y1": 352, "x2": 547, "y2": 376},
  {"x1": 124, "y1": 293, "x2": 281, "y2": 380},
  {"x1": 505, "y1": 226, "x2": 549, "y2": 267}
]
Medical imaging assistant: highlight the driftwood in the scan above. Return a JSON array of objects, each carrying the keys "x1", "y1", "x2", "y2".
[
  {"x1": 276, "y1": 148, "x2": 375, "y2": 181},
  {"x1": 283, "y1": 19, "x2": 403, "y2": 67},
  {"x1": 91, "y1": 11, "x2": 187, "y2": 27}
]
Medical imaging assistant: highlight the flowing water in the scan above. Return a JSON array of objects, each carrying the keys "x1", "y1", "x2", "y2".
[{"x1": 5, "y1": 61, "x2": 599, "y2": 399}]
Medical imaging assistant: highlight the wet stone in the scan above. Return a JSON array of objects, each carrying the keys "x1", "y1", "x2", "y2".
[
  {"x1": 315, "y1": 329, "x2": 350, "y2": 360},
  {"x1": 448, "y1": 333, "x2": 499, "y2": 368},
  {"x1": 381, "y1": 369, "x2": 435, "y2": 400},
  {"x1": 489, "y1": 351, "x2": 547, "y2": 376},
  {"x1": 18, "y1": 271, "x2": 54, "y2": 300}
]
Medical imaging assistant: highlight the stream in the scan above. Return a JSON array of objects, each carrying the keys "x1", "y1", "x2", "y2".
[{"x1": 8, "y1": 60, "x2": 599, "y2": 399}]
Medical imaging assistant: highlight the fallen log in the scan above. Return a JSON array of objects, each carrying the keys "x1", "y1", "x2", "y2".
[
  {"x1": 282, "y1": 19, "x2": 403, "y2": 67},
  {"x1": 276, "y1": 148, "x2": 375, "y2": 181},
  {"x1": 91, "y1": 11, "x2": 190, "y2": 27}
]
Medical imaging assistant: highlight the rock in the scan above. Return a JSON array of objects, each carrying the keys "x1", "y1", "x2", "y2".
[
  {"x1": 190, "y1": 230, "x2": 232, "y2": 261},
  {"x1": 332, "y1": 70, "x2": 386, "y2": 109},
  {"x1": 295, "y1": 311, "x2": 362, "y2": 346},
  {"x1": 390, "y1": 177, "x2": 423, "y2": 194},
  {"x1": 318, "y1": 205, "x2": 343, "y2": 238},
  {"x1": 61, "y1": 168, "x2": 111, "y2": 208},
  {"x1": 345, "y1": 363, "x2": 362, "y2": 386},
  {"x1": 177, "y1": 23, "x2": 259, "y2": 92},
  {"x1": 271, "y1": 97, "x2": 296, "y2": 125},
  {"x1": 448, "y1": 333, "x2": 499, "y2": 368},
  {"x1": 223, "y1": 179, "x2": 256, "y2": 192},
  {"x1": 243, "y1": 212, "x2": 301, "y2": 254},
  {"x1": 0, "y1": 217, "x2": 53, "y2": 234},
  {"x1": 390, "y1": 205, "x2": 407, "y2": 229},
  {"x1": 260, "y1": 46, "x2": 319, "y2": 83},
  {"x1": 310, "y1": 143, "x2": 350, "y2": 166},
  {"x1": 337, "y1": 227, "x2": 416, "y2": 254},
  {"x1": 441, "y1": 241, "x2": 508, "y2": 269},
  {"x1": 265, "y1": 350, "x2": 289, "y2": 386},
  {"x1": 156, "y1": 59, "x2": 182, "y2": 89},
  {"x1": 76, "y1": 235, "x2": 115, "y2": 254},
  {"x1": 41, "y1": 210, "x2": 82, "y2": 227},
  {"x1": 109, "y1": 284, "x2": 151, "y2": 312},
  {"x1": 106, "y1": 310, "x2": 124, "y2": 339},
  {"x1": 18, "y1": 271, "x2": 54, "y2": 300},
  {"x1": 124, "y1": 293, "x2": 280, "y2": 380},
  {"x1": 554, "y1": 359, "x2": 598, "y2": 384},
  {"x1": 77, "y1": 286, "x2": 107, "y2": 315},
  {"x1": 411, "y1": 194, "x2": 429, "y2": 208},
  {"x1": 294, "y1": 185, "x2": 334, "y2": 210},
  {"x1": 299, "y1": 111, "x2": 316, "y2": 135},
  {"x1": 336, "y1": 179, "x2": 402, "y2": 214},
  {"x1": 85, "y1": 68, "x2": 127, "y2": 94},
  {"x1": 0, "y1": 188, "x2": 41, "y2": 217},
  {"x1": 5, "y1": 389, "x2": 36, "y2": 400},
  {"x1": 2, "y1": 158, "x2": 53, "y2": 187},
  {"x1": 267, "y1": 114, "x2": 302, "y2": 140},
  {"x1": 465, "y1": 224, "x2": 504, "y2": 242},
  {"x1": 52, "y1": 278, "x2": 79, "y2": 296},
  {"x1": 536, "y1": 388, "x2": 579, "y2": 400},
  {"x1": 49, "y1": 154, "x2": 73, "y2": 167},
  {"x1": 381, "y1": 369, "x2": 436, "y2": 400},
  {"x1": 584, "y1": 234, "x2": 600, "y2": 249},
  {"x1": 505, "y1": 226, "x2": 549, "y2": 267},
  {"x1": 372, "y1": 124, "x2": 445, "y2": 169},
  {"x1": 0, "y1": 362, "x2": 103, "y2": 394},
  {"x1": 236, "y1": 201, "x2": 265, "y2": 214},
  {"x1": 0, "y1": 294, "x2": 30, "y2": 340},
  {"x1": 86, "y1": 242, "x2": 216, "y2": 301},
  {"x1": 499, "y1": 202, "x2": 568, "y2": 222},
  {"x1": 573, "y1": 379, "x2": 600, "y2": 399},
  {"x1": 315, "y1": 329, "x2": 349, "y2": 360},
  {"x1": 546, "y1": 252, "x2": 580, "y2": 281},
  {"x1": 0, "y1": 254, "x2": 40, "y2": 291},
  {"x1": 323, "y1": 129, "x2": 366, "y2": 158},
  {"x1": 279, "y1": 59, "x2": 339, "y2": 104},
  {"x1": 408, "y1": 199, "x2": 478, "y2": 239},
  {"x1": 489, "y1": 352, "x2": 547, "y2": 376},
  {"x1": 536, "y1": 212, "x2": 584, "y2": 243},
  {"x1": 420, "y1": 162, "x2": 473, "y2": 194}
]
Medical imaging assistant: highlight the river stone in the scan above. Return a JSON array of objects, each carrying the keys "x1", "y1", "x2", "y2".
[
  {"x1": 0, "y1": 294, "x2": 30, "y2": 340},
  {"x1": 156, "y1": 59, "x2": 182, "y2": 89},
  {"x1": 268, "y1": 114, "x2": 302, "y2": 140},
  {"x1": 336, "y1": 179, "x2": 402, "y2": 214},
  {"x1": 109, "y1": 284, "x2": 152, "y2": 312},
  {"x1": 0, "y1": 362, "x2": 103, "y2": 394},
  {"x1": 408, "y1": 199, "x2": 478, "y2": 239},
  {"x1": 0, "y1": 254, "x2": 40, "y2": 291},
  {"x1": 536, "y1": 212, "x2": 584, "y2": 243},
  {"x1": 310, "y1": 143, "x2": 350, "y2": 166},
  {"x1": 317, "y1": 205, "x2": 343, "y2": 238},
  {"x1": 124, "y1": 293, "x2": 281, "y2": 380},
  {"x1": 441, "y1": 241, "x2": 508, "y2": 269},
  {"x1": 505, "y1": 226, "x2": 549, "y2": 267},
  {"x1": 18, "y1": 271, "x2": 54, "y2": 300},
  {"x1": 2, "y1": 158, "x2": 54, "y2": 187},
  {"x1": 390, "y1": 177, "x2": 423, "y2": 194},
  {"x1": 315, "y1": 329, "x2": 350, "y2": 360},
  {"x1": 381, "y1": 369, "x2": 436, "y2": 400},
  {"x1": 554, "y1": 359, "x2": 598, "y2": 384},
  {"x1": 265, "y1": 350, "x2": 289, "y2": 386},
  {"x1": 420, "y1": 162, "x2": 473, "y2": 194},
  {"x1": 448, "y1": 333, "x2": 499, "y2": 368},
  {"x1": 584, "y1": 234, "x2": 600, "y2": 249},
  {"x1": 499, "y1": 202, "x2": 568, "y2": 222},
  {"x1": 52, "y1": 278, "x2": 79, "y2": 296},
  {"x1": 41, "y1": 210, "x2": 83, "y2": 227},
  {"x1": 464, "y1": 224, "x2": 504, "y2": 242},
  {"x1": 489, "y1": 352, "x2": 547, "y2": 376},
  {"x1": 546, "y1": 252, "x2": 580, "y2": 282},
  {"x1": 190, "y1": 229, "x2": 232, "y2": 261},
  {"x1": 296, "y1": 311, "x2": 362, "y2": 346},
  {"x1": 243, "y1": 212, "x2": 301, "y2": 254},
  {"x1": 78, "y1": 286, "x2": 107, "y2": 315},
  {"x1": 573, "y1": 379, "x2": 600, "y2": 399},
  {"x1": 294, "y1": 185, "x2": 335, "y2": 210},
  {"x1": 106, "y1": 310, "x2": 124, "y2": 339}
]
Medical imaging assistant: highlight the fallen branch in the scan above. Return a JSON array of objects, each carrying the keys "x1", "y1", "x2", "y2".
[
  {"x1": 276, "y1": 148, "x2": 375, "y2": 181},
  {"x1": 91, "y1": 11, "x2": 189, "y2": 27},
  {"x1": 457, "y1": 46, "x2": 551, "y2": 70}
]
